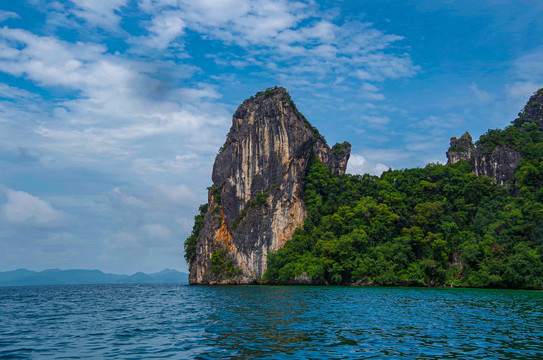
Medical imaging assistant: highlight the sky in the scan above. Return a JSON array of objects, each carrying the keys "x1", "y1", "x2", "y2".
[{"x1": 0, "y1": 0, "x2": 542, "y2": 274}]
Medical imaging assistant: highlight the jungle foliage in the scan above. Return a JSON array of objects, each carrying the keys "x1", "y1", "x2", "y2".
[{"x1": 264, "y1": 121, "x2": 543, "y2": 289}]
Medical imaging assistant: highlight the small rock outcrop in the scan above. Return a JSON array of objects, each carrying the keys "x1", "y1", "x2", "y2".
[
  {"x1": 446, "y1": 132, "x2": 474, "y2": 164},
  {"x1": 189, "y1": 87, "x2": 350, "y2": 284}
]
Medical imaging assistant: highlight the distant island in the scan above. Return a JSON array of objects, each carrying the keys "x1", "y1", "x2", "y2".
[
  {"x1": 0, "y1": 268, "x2": 188, "y2": 287},
  {"x1": 185, "y1": 86, "x2": 543, "y2": 289}
]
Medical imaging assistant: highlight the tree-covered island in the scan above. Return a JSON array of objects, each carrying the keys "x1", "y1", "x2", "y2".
[{"x1": 186, "y1": 87, "x2": 543, "y2": 289}]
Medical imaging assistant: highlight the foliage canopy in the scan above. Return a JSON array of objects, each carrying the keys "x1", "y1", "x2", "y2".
[{"x1": 264, "y1": 119, "x2": 543, "y2": 288}]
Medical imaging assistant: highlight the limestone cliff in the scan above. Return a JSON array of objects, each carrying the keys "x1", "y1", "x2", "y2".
[
  {"x1": 189, "y1": 87, "x2": 350, "y2": 284},
  {"x1": 472, "y1": 145, "x2": 522, "y2": 185}
]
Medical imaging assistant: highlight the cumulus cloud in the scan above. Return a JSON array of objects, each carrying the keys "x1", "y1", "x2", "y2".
[
  {"x1": 133, "y1": 11, "x2": 186, "y2": 51},
  {"x1": 347, "y1": 153, "x2": 389, "y2": 176},
  {"x1": 2, "y1": 188, "x2": 66, "y2": 226},
  {"x1": 0, "y1": 26, "x2": 230, "y2": 166},
  {"x1": 134, "y1": 0, "x2": 417, "y2": 96}
]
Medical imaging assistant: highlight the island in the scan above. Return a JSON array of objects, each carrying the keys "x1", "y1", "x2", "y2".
[{"x1": 185, "y1": 87, "x2": 543, "y2": 289}]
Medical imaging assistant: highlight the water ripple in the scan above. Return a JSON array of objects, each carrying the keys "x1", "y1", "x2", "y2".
[{"x1": 1, "y1": 285, "x2": 542, "y2": 359}]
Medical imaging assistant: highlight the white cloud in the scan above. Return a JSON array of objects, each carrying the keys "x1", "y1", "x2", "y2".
[
  {"x1": 0, "y1": 26, "x2": 230, "y2": 168},
  {"x1": 417, "y1": 114, "x2": 465, "y2": 130},
  {"x1": 512, "y1": 46, "x2": 543, "y2": 81},
  {"x1": 0, "y1": 84, "x2": 38, "y2": 100},
  {"x1": 70, "y1": 0, "x2": 128, "y2": 29},
  {"x1": 106, "y1": 187, "x2": 150, "y2": 209},
  {"x1": 507, "y1": 81, "x2": 543, "y2": 102},
  {"x1": 469, "y1": 83, "x2": 494, "y2": 103},
  {"x1": 102, "y1": 232, "x2": 142, "y2": 253},
  {"x1": 0, "y1": 0, "x2": 421, "y2": 274},
  {"x1": 506, "y1": 47, "x2": 543, "y2": 102},
  {"x1": 154, "y1": 184, "x2": 198, "y2": 206},
  {"x1": 358, "y1": 148, "x2": 413, "y2": 166},
  {"x1": 143, "y1": 223, "x2": 172, "y2": 240},
  {"x1": 0, "y1": 10, "x2": 20, "y2": 22},
  {"x1": 347, "y1": 153, "x2": 389, "y2": 176},
  {"x1": 103, "y1": 183, "x2": 201, "y2": 216},
  {"x1": 134, "y1": 11, "x2": 186, "y2": 51},
  {"x1": 359, "y1": 114, "x2": 390, "y2": 127},
  {"x1": 135, "y1": 0, "x2": 417, "y2": 96},
  {"x1": 2, "y1": 188, "x2": 66, "y2": 226}
]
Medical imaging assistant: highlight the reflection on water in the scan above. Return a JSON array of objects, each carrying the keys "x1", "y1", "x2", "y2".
[{"x1": 1, "y1": 284, "x2": 542, "y2": 359}]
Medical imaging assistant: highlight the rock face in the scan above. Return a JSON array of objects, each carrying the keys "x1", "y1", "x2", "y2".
[
  {"x1": 189, "y1": 87, "x2": 351, "y2": 284},
  {"x1": 447, "y1": 132, "x2": 522, "y2": 185},
  {"x1": 473, "y1": 145, "x2": 522, "y2": 185},
  {"x1": 446, "y1": 132, "x2": 474, "y2": 164}
]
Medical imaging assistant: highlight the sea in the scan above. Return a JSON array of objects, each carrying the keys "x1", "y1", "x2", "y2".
[{"x1": 1, "y1": 284, "x2": 542, "y2": 359}]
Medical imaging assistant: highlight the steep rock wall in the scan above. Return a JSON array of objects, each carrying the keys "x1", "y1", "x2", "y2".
[
  {"x1": 473, "y1": 145, "x2": 522, "y2": 186},
  {"x1": 446, "y1": 132, "x2": 522, "y2": 185},
  {"x1": 190, "y1": 88, "x2": 350, "y2": 284}
]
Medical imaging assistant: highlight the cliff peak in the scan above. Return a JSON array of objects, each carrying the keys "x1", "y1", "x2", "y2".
[
  {"x1": 513, "y1": 88, "x2": 543, "y2": 131},
  {"x1": 446, "y1": 132, "x2": 474, "y2": 164},
  {"x1": 189, "y1": 87, "x2": 350, "y2": 284}
]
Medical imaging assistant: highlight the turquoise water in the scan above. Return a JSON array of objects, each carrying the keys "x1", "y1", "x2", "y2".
[{"x1": 1, "y1": 284, "x2": 542, "y2": 359}]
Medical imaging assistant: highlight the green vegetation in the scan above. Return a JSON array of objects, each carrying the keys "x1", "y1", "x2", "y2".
[
  {"x1": 253, "y1": 86, "x2": 280, "y2": 99},
  {"x1": 332, "y1": 142, "x2": 350, "y2": 157},
  {"x1": 448, "y1": 146, "x2": 468, "y2": 153},
  {"x1": 264, "y1": 137, "x2": 543, "y2": 288},
  {"x1": 209, "y1": 249, "x2": 243, "y2": 278},
  {"x1": 218, "y1": 140, "x2": 230, "y2": 154},
  {"x1": 183, "y1": 204, "x2": 208, "y2": 264},
  {"x1": 247, "y1": 192, "x2": 269, "y2": 208},
  {"x1": 232, "y1": 193, "x2": 269, "y2": 230},
  {"x1": 185, "y1": 88, "x2": 543, "y2": 289},
  {"x1": 284, "y1": 94, "x2": 326, "y2": 143},
  {"x1": 207, "y1": 185, "x2": 221, "y2": 204},
  {"x1": 478, "y1": 120, "x2": 543, "y2": 162}
]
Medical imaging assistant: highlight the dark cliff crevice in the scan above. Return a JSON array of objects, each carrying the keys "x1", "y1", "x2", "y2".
[{"x1": 189, "y1": 87, "x2": 351, "y2": 284}]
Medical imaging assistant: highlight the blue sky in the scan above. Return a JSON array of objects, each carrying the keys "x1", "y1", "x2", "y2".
[{"x1": 0, "y1": 0, "x2": 542, "y2": 274}]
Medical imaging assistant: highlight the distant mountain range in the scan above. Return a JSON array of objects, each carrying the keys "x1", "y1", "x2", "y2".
[{"x1": 0, "y1": 268, "x2": 188, "y2": 287}]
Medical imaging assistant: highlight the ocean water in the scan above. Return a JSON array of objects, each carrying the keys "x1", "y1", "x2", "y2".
[{"x1": 1, "y1": 284, "x2": 542, "y2": 359}]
